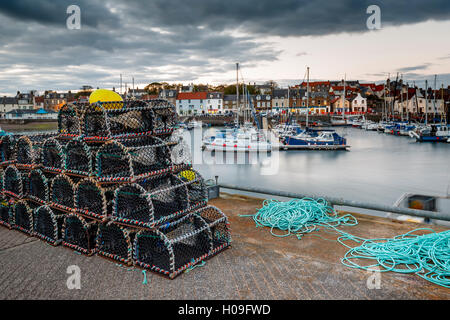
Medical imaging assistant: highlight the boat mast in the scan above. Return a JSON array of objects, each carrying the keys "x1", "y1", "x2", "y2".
[
  {"x1": 425, "y1": 79, "x2": 428, "y2": 125},
  {"x1": 406, "y1": 82, "x2": 409, "y2": 123},
  {"x1": 433, "y1": 75, "x2": 437, "y2": 120},
  {"x1": 306, "y1": 66, "x2": 309, "y2": 128},
  {"x1": 236, "y1": 63, "x2": 240, "y2": 126},
  {"x1": 342, "y1": 74, "x2": 346, "y2": 119}
]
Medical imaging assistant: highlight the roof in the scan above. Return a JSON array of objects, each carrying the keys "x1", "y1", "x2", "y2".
[
  {"x1": 223, "y1": 95, "x2": 237, "y2": 101},
  {"x1": 6, "y1": 108, "x2": 57, "y2": 115},
  {"x1": 300, "y1": 81, "x2": 330, "y2": 87},
  {"x1": 0, "y1": 97, "x2": 18, "y2": 104},
  {"x1": 177, "y1": 92, "x2": 208, "y2": 100},
  {"x1": 206, "y1": 92, "x2": 223, "y2": 99}
]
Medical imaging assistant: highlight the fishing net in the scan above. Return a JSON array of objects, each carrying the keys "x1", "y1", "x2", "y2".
[
  {"x1": 15, "y1": 134, "x2": 55, "y2": 168},
  {"x1": 134, "y1": 213, "x2": 213, "y2": 278},
  {"x1": 96, "y1": 222, "x2": 134, "y2": 264},
  {"x1": 62, "y1": 214, "x2": 98, "y2": 255},
  {"x1": 3, "y1": 165, "x2": 22, "y2": 197},
  {"x1": 50, "y1": 174, "x2": 75, "y2": 209},
  {"x1": 176, "y1": 169, "x2": 207, "y2": 205},
  {"x1": 28, "y1": 169, "x2": 49, "y2": 204},
  {"x1": 74, "y1": 178, "x2": 107, "y2": 218},
  {"x1": 41, "y1": 137, "x2": 65, "y2": 172},
  {"x1": 33, "y1": 205, "x2": 64, "y2": 245},
  {"x1": 12, "y1": 200, "x2": 33, "y2": 235}
]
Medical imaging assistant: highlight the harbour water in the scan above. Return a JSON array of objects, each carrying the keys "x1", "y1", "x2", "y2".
[{"x1": 185, "y1": 126, "x2": 450, "y2": 215}]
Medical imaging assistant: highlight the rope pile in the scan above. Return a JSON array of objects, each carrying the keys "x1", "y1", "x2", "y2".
[{"x1": 241, "y1": 198, "x2": 450, "y2": 288}]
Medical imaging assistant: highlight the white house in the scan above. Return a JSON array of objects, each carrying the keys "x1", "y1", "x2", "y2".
[
  {"x1": 5, "y1": 108, "x2": 58, "y2": 120},
  {"x1": 176, "y1": 92, "x2": 223, "y2": 115},
  {"x1": 351, "y1": 93, "x2": 367, "y2": 112}
]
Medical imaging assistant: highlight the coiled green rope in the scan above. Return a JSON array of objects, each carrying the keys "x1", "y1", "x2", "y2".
[
  {"x1": 240, "y1": 199, "x2": 450, "y2": 288},
  {"x1": 239, "y1": 198, "x2": 358, "y2": 239}
]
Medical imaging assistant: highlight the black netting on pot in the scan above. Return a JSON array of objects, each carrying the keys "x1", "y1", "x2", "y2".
[
  {"x1": 15, "y1": 134, "x2": 52, "y2": 167},
  {"x1": 134, "y1": 213, "x2": 213, "y2": 278},
  {"x1": 98, "y1": 100, "x2": 155, "y2": 137},
  {"x1": 145, "y1": 99, "x2": 177, "y2": 132},
  {"x1": 62, "y1": 215, "x2": 97, "y2": 254},
  {"x1": 13, "y1": 200, "x2": 33, "y2": 234},
  {"x1": 0, "y1": 198, "x2": 11, "y2": 228},
  {"x1": 58, "y1": 104, "x2": 84, "y2": 135},
  {"x1": 28, "y1": 169, "x2": 49, "y2": 203},
  {"x1": 95, "y1": 135, "x2": 172, "y2": 181},
  {"x1": 0, "y1": 135, "x2": 16, "y2": 164},
  {"x1": 50, "y1": 174, "x2": 75, "y2": 209},
  {"x1": 112, "y1": 174, "x2": 189, "y2": 227},
  {"x1": 81, "y1": 103, "x2": 111, "y2": 137},
  {"x1": 75, "y1": 178, "x2": 106, "y2": 218},
  {"x1": 64, "y1": 138, "x2": 94, "y2": 176},
  {"x1": 176, "y1": 169, "x2": 207, "y2": 205},
  {"x1": 41, "y1": 137, "x2": 65, "y2": 172},
  {"x1": 33, "y1": 205, "x2": 64, "y2": 245},
  {"x1": 112, "y1": 184, "x2": 153, "y2": 226},
  {"x1": 195, "y1": 206, "x2": 231, "y2": 253},
  {"x1": 3, "y1": 165, "x2": 22, "y2": 197},
  {"x1": 96, "y1": 222, "x2": 134, "y2": 264}
]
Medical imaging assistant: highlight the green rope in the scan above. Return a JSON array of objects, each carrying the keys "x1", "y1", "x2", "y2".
[
  {"x1": 142, "y1": 270, "x2": 148, "y2": 285},
  {"x1": 240, "y1": 199, "x2": 450, "y2": 288}
]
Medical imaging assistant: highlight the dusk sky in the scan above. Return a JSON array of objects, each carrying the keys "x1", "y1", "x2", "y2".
[{"x1": 1, "y1": 0, "x2": 450, "y2": 95}]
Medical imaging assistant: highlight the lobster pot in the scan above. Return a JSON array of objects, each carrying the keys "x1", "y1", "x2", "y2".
[
  {"x1": 64, "y1": 139, "x2": 96, "y2": 176},
  {"x1": 28, "y1": 169, "x2": 49, "y2": 203},
  {"x1": 3, "y1": 165, "x2": 22, "y2": 197},
  {"x1": 195, "y1": 206, "x2": 231, "y2": 253},
  {"x1": 147, "y1": 99, "x2": 177, "y2": 131},
  {"x1": 58, "y1": 104, "x2": 84, "y2": 135},
  {"x1": 0, "y1": 198, "x2": 12, "y2": 228},
  {"x1": 134, "y1": 213, "x2": 213, "y2": 278},
  {"x1": 96, "y1": 222, "x2": 134, "y2": 265},
  {"x1": 12, "y1": 200, "x2": 33, "y2": 235},
  {"x1": 95, "y1": 136, "x2": 171, "y2": 180},
  {"x1": 50, "y1": 174, "x2": 75, "y2": 209},
  {"x1": 33, "y1": 205, "x2": 64, "y2": 245},
  {"x1": 15, "y1": 134, "x2": 53, "y2": 167},
  {"x1": 0, "y1": 135, "x2": 16, "y2": 165},
  {"x1": 62, "y1": 215, "x2": 98, "y2": 255},
  {"x1": 75, "y1": 178, "x2": 107, "y2": 218},
  {"x1": 41, "y1": 138, "x2": 66, "y2": 172},
  {"x1": 113, "y1": 174, "x2": 189, "y2": 226},
  {"x1": 176, "y1": 169, "x2": 207, "y2": 205}
]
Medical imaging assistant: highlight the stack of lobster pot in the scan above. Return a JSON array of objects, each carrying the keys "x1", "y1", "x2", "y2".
[{"x1": 0, "y1": 99, "x2": 231, "y2": 278}]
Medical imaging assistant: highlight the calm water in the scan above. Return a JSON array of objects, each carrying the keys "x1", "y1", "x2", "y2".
[{"x1": 184, "y1": 127, "x2": 450, "y2": 214}]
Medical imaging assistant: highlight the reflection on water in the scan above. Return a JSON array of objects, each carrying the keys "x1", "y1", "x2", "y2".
[{"x1": 185, "y1": 127, "x2": 450, "y2": 211}]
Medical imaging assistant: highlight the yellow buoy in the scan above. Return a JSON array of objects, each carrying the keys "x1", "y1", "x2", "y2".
[
  {"x1": 89, "y1": 89, "x2": 123, "y2": 109},
  {"x1": 178, "y1": 170, "x2": 196, "y2": 182}
]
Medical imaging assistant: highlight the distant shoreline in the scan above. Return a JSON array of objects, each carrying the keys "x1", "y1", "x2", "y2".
[{"x1": 0, "y1": 121, "x2": 57, "y2": 132}]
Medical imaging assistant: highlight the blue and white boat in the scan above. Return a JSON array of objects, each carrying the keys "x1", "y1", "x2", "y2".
[
  {"x1": 409, "y1": 124, "x2": 450, "y2": 142},
  {"x1": 283, "y1": 130, "x2": 347, "y2": 147}
]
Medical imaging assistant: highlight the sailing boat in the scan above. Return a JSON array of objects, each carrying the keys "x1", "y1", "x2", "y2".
[{"x1": 331, "y1": 75, "x2": 351, "y2": 126}]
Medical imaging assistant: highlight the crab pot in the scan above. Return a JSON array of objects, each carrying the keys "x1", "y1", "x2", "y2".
[
  {"x1": 134, "y1": 213, "x2": 213, "y2": 278},
  {"x1": 3, "y1": 165, "x2": 22, "y2": 197},
  {"x1": 113, "y1": 174, "x2": 189, "y2": 227},
  {"x1": 62, "y1": 214, "x2": 98, "y2": 255},
  {"x1": 0, "y1": 198, "x2": 12, "y2": 228},
  {"x1": 75, "y1": 178, "x2": 107, "y2": 218},
  {"x1": 95, "y1": 135, "x2": 171, "y2": 180},
  {"x1": 0, "y1": 135, "x2": 17, "y2": 165},
  {"x1": 58, "y1": 104, "x2": 84, "y2": 135},
  {"x1": 176, "y1": 169, "x2": 207, "y2": 205},
  {"x1": 96, "y1": 222, "x2": 134, "y2": 265},
  {"x1": 64, "y1": 139, "x2": 95, "y2": 176},
  {"x1": 41, "y1": 138, "x2": 66, "y2": 172},
  {"x1": 12, "y1": 200, "x2": 33, "y2": 235},
  {"x1": 28, "y1": 169, "x2": 49, "y2": 204},
  {"x1": 195, "y1": 206, "x2": 231, "y2": 254},
  {"x1": 50, "y1": 174, "x2": 75, "y2": 209},
  {"x1": 146, "y1": 99, "x2": 177, "y2": 131},
  {"x1": 33, "y1": 205, "x2": 64, "y2": 245}
]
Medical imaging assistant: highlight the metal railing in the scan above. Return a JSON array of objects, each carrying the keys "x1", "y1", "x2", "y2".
[{"x1": 218, "y1": 183, "x2": 450, "y2": 222}]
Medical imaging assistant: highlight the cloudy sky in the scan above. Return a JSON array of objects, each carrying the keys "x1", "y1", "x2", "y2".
[{"x1": 1, "y1": 0, "x2": 450, "y2": 95}]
